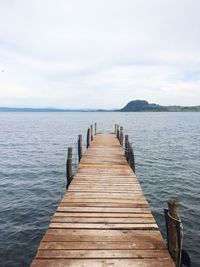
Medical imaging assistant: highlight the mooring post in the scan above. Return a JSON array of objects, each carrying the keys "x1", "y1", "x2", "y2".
[
  {"x1": 95, "y1": 123, "x2": 97, "y2": 135},
  {"x1": 129, "y1": 143, "x2": 135, "y2": 173},
  {"x1": 117, "y1": 125, "x2": 120, "y2": 139},
  {"x1": 66, "y1": 147, "x2": 73, "y2": 188},
  {"x1": 114, "y1": 124, "x2": 117, "y2": 135},
  {"x1": 78, "y1": 134, "x2": 82, "y2": 162},
  {"x1": 119, "y1": 126, "x2": 123, "y2": 146},
  {"x1": 91, "y1": 125, "x2": 93, "y2": 141},
  {"x1": 87, "y1": 128, "x2": 90, "y2": 148},
  {"x1": 167, "y1": 199, "x2": 180, "y2": 267},
  {"x1": 125, "y1": 134, "x2": 129, "y2": 159}
]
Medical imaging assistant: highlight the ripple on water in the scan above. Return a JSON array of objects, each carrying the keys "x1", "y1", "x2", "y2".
[{"x1": 0, "y1": 112, "x2": 199, "y2": 266}]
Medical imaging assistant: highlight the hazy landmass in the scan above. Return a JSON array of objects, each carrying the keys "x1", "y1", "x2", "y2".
[
  {"x1": 121, "y1": 100, "x2": 200, "y2": 112},
  {"x1": 0, "y1": 100, "x2": 200, "y2": 112},
  {"x1": 0, "y1": 107, "x2": 102, "y2": 112}
]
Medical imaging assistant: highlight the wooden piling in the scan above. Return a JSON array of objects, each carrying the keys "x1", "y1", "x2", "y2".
[
  {"x1": 91, "y1": 125, "x2": 94, "y2": 141},
  {"x1": 125, "y1": 134, "x2": 129, "y2": 159},
  {"x1": 117, "y1": 125, "x2": 120, "y2": 139},
  {"x1": 87, "y1": 128, "x2": 90, "y2": 148},
  {"x1": 66, "y1": 147, "x2": 73, "y2": 187},
  {"x1": 114, "y1": 124, "x2": 117, "y2": 135},
  {"x1": 78, "y1": 134, "x2": 82, "y2": 162},
  {"x1": 119, "y1": 127, "x2": 123, "y2": 147},
  {"x1": 167, "y1": 200, "x2": 180, "y2": 267},
  {"x1": 94, "y1": 123, "x2": 97, "y2": 135},
  {"x1": 128, "y1": 143, "x2": 135, "y2": 173}
]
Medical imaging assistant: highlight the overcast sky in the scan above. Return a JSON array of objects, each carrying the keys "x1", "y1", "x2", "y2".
[{"x1": 0, "y1": 0, "x2": 200, "y2": 108}]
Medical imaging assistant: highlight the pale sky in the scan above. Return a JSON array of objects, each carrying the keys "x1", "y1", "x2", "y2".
[{"x1": 0, "y1": 0, "x2": 200, "y2": 109}]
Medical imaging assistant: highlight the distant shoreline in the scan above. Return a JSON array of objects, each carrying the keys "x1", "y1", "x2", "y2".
[
  {"x1": 0, "y1": 100, "x2": 200, "y2": 112},
  {"x1": 0, "y1": 109, "x2": 200, "y2": 113}
]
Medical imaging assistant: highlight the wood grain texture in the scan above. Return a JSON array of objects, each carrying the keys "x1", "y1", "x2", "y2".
[{"x1": 31, "y1": 133, "x2": 175, "y2": 267}]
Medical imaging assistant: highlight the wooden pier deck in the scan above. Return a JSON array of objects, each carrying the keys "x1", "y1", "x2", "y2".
[{"x1": 31, "y1": 133, "x2": 175, "y2": 267}]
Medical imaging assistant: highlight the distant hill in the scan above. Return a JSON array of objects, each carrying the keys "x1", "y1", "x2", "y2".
[{"x1": 121, "y1": 100, "x2": 200, "y2": 112}]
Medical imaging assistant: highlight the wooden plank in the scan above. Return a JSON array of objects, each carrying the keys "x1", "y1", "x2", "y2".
[
  {"x1": 31, "y1": 259, "x2": 174, "y2": 267},
  {"x1": 49, "y1": 222, "x2": 158, "y2": 230},
  {"x1": 42, "y1": 229, "x2": 164, "y2": 242},
  {"x1": 57, "y1": 207, "x2": 151, "y2": 213},
  {"x1": 64, "y1": 193, "x2": 144, "y2": 198},
  {"x1": 59, "y1": 202, "x2": 148, "y2": 208},
  {"x1": 54, "y1": 212, "x2": 154, "y2": 218},
  {"x1": 61, "y1": 198, "x2": 147, "y2": 203},
  {"x1": 51, "y1": 217, "x2": 156, "y2": 223},
  {"x1": 39, "y1": 241, "x2": 166, "y2": 250},
  {"x1": 36, "y1": 249, "x2": 170, "y2": 259}
]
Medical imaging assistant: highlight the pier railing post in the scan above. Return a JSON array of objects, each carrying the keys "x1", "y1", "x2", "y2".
[
  {"x1": 114, "y1": 124, "x2": 117, "y2": 135},
  {"x1": 119, "y1": 126, "x2": 123, "y2": 146},
  {"x1": 66, "y1": 147, "x2": 73, "y2": 188},
  {"x1": 87, "y1": 128, "x2": 90, "y2": 148},
  {"x1": 125, "y1": 134, "x2": 129, "y2": 159},
  {"x1": 117, "y1": 125, "x2": 120, "y2": 140},
  {"x1": 95, "y1": 123, "x2": 97, "y2": 135},
  {"x1": 167, "y1": 200, "x2": 181, "y2": 267},
  {"x1": 128, "y1": 143, "x2": 135, "y2": 173},
  {"x1": 78, "y1": 134, "x2": 82, "y2": 162},
  {"x1": 91, "y1": 125, "x2": 93, "y2": 141}
]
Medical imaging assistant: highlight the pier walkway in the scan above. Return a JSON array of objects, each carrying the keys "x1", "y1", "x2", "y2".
[{"x1": 31, "y1": 133, "x2": 175, "y2": 267}]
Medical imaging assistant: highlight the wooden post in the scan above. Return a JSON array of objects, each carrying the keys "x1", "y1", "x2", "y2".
[
  {"x1": 87, "y1": 128, "x2": 90, "y2": 148},
  {"x1": 128, "y1": 143, "x2": 135, "y2": 173},
  {"x1": 125, "y1": 134, "x2": 129, "y2": 159},
  {"x1": 167, "y1": 199, "x2": 180, "y2": 267},
  {"x1": 117, "y1": 125, "x2": 120, "y2": 139},
  {"x1": 91, "y1": 125, "x2": 93, "y2": 141},
  {"x1": 114, "y1": 124, "x2": 117, "y2": 135},
  {"x1": 119, "y1": 126, "x2": 123, "y2": 146},
  {"x1": 78, "y1": 134, "x2": 82, "y2": 162},
  {"x1": 128, "y1": 142, "x2": 131, "y2": 166},
  {"x1": 95, "y1": 123, "x2": 97, "y2": 135},
  {"x1": 66, "y1": 147, "x2": 73, "y2": 187}
]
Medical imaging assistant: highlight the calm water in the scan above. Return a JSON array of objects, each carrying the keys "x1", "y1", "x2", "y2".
[{"x1": 0, "y1": 112, "x2": 199, "y2": 267}]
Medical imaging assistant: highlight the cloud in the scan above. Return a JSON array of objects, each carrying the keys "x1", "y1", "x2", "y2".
[{"x1": 0, "y1": 0, "x2": 200, "y2": 108}]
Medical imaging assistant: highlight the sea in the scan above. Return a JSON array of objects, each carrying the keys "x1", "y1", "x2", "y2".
[{"x1": 0, "y1": 112, "x2": 199, "y2": 267}]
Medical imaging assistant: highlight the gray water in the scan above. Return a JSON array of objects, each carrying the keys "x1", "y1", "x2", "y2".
[{"x1": 0, "y1": 112, "x2": 199, "y2": 267}]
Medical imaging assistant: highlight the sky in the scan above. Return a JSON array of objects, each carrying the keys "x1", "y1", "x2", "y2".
[{"x1": 0, "y1": 0, "x2": 200, "y2": 109}]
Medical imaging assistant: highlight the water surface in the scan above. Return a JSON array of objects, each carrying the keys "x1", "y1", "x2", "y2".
[{"x1": 0, "y1": 112, "x2": 199, "y2": 266}]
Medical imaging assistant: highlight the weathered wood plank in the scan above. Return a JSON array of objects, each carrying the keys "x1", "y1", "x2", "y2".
[
  {"x1": 59, "y1": 202, "x2": 148, "y2": 208},
  {"x1": 49, "y1": 222, "x2": 158, "y2": 230},
  {"x1": 57, "y1": 207, "x2": 151, "y2": 213},
  {"x1": 31, "y1": 259, "x2": 175, "y2": 267},
  {"x1": 41, "y1": 229, "x2": 165, "y2": 243},
  {"x1": 36, "y1": 249, "x2": 170, "y2": 259},
  {"x1": 51, "y1": 217, "x2": 156, "y2": 223},
  {"x1": 54, "y1": 212, "x2": 154, "y2": 218},
  {"x1": 39, "y1": 241, "x2": 165, "y2": 250}
]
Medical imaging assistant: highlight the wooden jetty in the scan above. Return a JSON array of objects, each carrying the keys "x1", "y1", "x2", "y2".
[{"x1": 31, "y1": 131, "x2": 175, "y2": 267}]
